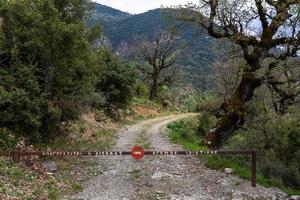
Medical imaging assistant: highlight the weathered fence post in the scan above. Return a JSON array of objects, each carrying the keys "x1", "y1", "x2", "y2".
[
  {"x1": 12, "y1": 149, "x2": 21, "y2": 163},
  {"x1": 251, "y1": 151, "x2": 257, "y2": 187}
]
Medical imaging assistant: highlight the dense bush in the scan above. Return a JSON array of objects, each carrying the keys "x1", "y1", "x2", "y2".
[
  {"x1": 228, "y1": 104, "x2": 300, "y2": 189},
  {"x1": 0, "y1": 0, "x2": 96, "y2": 142},
  {"x1": 133, "y1": 81, "x2": 149, "y2": 98},
  {"x1": 0, "y1": 0, "x2": 138, "y2": 144},
  {"x1": 95, "y1": 49, "x2": 137, "y2": 107},
  {"x1": 196, "y1": 94, "x2": 219, "y2": 136},
  {"x1": 0, "y1": 65, "x2": 44, "y2": 140},
  {"x1": 195, "y1": 87, "x2": 300, "y2": 192},
  {"x1": 197, "y1": 112, "x2": 216, "y2": 137},
  {"x1": 0, "y1": 129, "x2": 18, "y2": 153}
]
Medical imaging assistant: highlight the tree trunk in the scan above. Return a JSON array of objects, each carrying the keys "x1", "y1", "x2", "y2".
[
  {"x1": 149, "y1": 82, "x2": 157, "y2": 101},
  {"x1": 204, "y1": 72, "x2": 261, "y2": 149},
  {"x1": 149, "y1": 74, "x2": 159, "y2": 101}
]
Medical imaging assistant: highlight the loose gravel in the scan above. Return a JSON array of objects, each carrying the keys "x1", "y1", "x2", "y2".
[{"x1": 71, "y1": 114, "x2": 288, "y2": 200}]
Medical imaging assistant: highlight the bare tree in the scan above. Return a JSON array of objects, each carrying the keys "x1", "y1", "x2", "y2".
[
  {"x1": 173, "y1": 0, "x2": 300, "y2": 148},
  {"x1": 128, "y1": 32, "x2": 183, "y2": 100}
]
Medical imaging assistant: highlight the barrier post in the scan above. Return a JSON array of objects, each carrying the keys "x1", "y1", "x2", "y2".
[
  {"x1": 251, "y1": 151, "x2": 257, "y2": 187},
  {"x1": 12, "y1": 149, "x2": 21, "y2": 163}
]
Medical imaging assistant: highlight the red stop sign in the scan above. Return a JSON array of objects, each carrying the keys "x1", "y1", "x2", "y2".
[{"x1": 131, "y1": 146, "x2": 145, "y2": 160}]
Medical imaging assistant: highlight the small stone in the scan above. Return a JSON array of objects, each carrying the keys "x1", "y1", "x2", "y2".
[
  {"x1": 216, "y1": 178, "x2": 230, "y2": 186},
  {"x1": 103, "y1": 169, "x2": 118, "y2": 176},
  {"x1": 156, "y1": 191, "x2": 166, "y2": 198},
  {"x1": 144, "y1": 182, "x2": 153, "y2": 187},
  {"x1": 151, "y1": 172, "x2": 173, "y2": 179},
  {"x1": 46, "y1": 172, "x2": 54, "y2": 176},
  {"x1": 224, "y1": 168, "x2": 234, "y2": 174},
  {"x1": 42, "y1": 161, "x2": 57, "y2": 173},
  {"x1": 290, "y1": 195, "x2": 300, "y2": 200}
]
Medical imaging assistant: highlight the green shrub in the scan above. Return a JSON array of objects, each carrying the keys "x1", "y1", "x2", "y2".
[
  {"x1": 168, "y1": 118, "x2": 207, "y2": 151},
  {"x1": 0, "y1": 66, "x2": 44, "y2": 141},
  {"x1": 0, "y1": 129, "x2": 18, "y2": 153},
  {"x1": 224, "y1": 102, "x2": 300, "y2": 193},
  {"x1": 0, "y1": 0, "x2": 97, "y2": 142},
  {"x1": 197, "y1": 112, "x2": 216, "y2": 137},
  {"x1": 168, "y1": 111, "x2": 300, "y2": 195},
  {"x1": 71, "y1": 182, "x2": 83, "y2": 193},
  {"x1": 134, "y1": 81, "x2": 149, "y2": 98},
  {"x1": 95, "y1": 49, "x2": 137, "y2": 107}
]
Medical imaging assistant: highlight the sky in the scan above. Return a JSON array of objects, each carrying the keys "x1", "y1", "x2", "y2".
[{"x1": 93, "y1": 0, "x2": 198, "y2": 14}]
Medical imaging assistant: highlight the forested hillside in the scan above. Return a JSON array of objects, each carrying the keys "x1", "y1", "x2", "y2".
[
  {"x1": 86, "y1": 3, "x2": 131, "y2": 26},
  {"x1": 89, "y1": 4, "x2": 222, "y2": 90}
]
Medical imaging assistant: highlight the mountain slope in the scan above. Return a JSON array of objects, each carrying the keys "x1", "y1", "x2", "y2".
[
  {"x1": 103, "y1": 9, "x2": 170, "y2": 47},
  {"x1": 87, "y1": 3, "x2": 131, "y2": 27},
  {"x1": 89, "y1": 4, "x2": 223, "y2": 90}
]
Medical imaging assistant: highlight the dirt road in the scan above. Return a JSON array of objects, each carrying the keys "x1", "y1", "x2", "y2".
[{"x1": 72, "y1": 114, "x2": 288, "y2": 200}]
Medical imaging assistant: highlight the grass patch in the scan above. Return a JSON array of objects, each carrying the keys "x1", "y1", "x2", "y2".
[
  {"x1": 0, "y1": 157, "x2": 56, "y2": 199},
  {"x1": 167, "y1": 117, "x2": 300, "y2": 196},
  {"x1": 36, "y1": 129, "x2": 116, "y2": 152},
  {"x1": 71, "y1": 182, "x2": 83, "y2": 193},
  {"x1": 1, "y1": 126, "x2": 117, "y2": 199},
  {"x1": 47, "y1": 177, "x2": 59, "y2": 200},
  {"x1": 128, "y1": 169, "x2": 141, "y2": 179},
  {"x1": 206, "y1": 156, "x2": 300, "y2": 195},
  {"x1": 167, "y1": 117, "x2": 207, "y2": 151},
  {"x1": 135, "y1": 129, "x2": 152, "y2": 149},
  {"x1": 51, "y1": 156, "x2": 101, "y2": 197}
]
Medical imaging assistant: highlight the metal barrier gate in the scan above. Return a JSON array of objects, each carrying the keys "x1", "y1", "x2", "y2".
[{"x1": 11, "y1": 149, "x2": 257, "y2": 187}]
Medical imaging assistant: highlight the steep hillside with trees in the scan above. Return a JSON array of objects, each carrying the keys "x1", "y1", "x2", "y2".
[{"x1": 89, "y1": 4, "x2": 223, "y2": 90}]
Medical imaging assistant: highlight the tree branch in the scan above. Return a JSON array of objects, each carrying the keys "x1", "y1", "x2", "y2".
[{"x1": 255, "y1": 0, "x2": 269, "y2": 30}]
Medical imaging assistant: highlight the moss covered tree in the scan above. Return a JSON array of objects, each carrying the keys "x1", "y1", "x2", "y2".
[{"x1": 175, "y1": 0, "x2": 300, "y2": 148}]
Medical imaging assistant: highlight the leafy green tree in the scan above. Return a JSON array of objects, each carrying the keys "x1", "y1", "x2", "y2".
[
  {"x1": 95, "y1": 49, "x2": 137, "y2": 107},
  {"x1": 0, "y1": 0, "x2": 95, "y2": 141}
]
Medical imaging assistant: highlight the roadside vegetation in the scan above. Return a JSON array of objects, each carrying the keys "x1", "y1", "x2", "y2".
[{"x1": 168, "y1": 113, "x2": 300, "y2": 196}]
